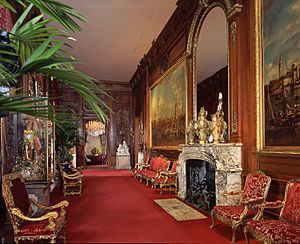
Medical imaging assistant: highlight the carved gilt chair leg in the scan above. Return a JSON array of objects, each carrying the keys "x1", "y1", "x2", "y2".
[
  {"x1": 231, "y1": 225, "x2": 237, "y2": 244},
  {"x1": 152, "y1": 183, "x2": 156, "y2": 191},
  {"x1": 210, "y1": 210, "x2": 215, "y2": 228},
  {"x1": 244, "y1": 228, "x2": 249, "y2": 244}
]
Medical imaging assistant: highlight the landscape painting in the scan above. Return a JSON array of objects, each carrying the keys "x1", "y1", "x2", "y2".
[
  {"x1": 151, "y1": 61, "x2": 187, "y2": 147},
  {"x1": 263, "y1": 0, "x2": 300, "y2": 147}
]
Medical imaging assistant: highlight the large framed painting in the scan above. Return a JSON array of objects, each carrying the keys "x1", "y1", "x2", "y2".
[
  {"x1": 256, "y1": 0, "x2": 300, "y2": 153},
  {"x1": 150, "y1": 60, "x2": 187, "y2": 148}
]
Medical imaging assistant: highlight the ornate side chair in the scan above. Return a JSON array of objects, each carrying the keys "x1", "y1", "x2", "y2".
[
  {"x1": 210, "y1": 171, "x2": 271, "y2": 243},
  {"x1": 152, "y1": 161, "x2": 178, "y2": 195},
  {"x1": 2, "y1": 172, "x2": 69, "y2": 243},
  {"x1": 58, "y1": 162, "x2": 83, "y2": 197},
  {"x1": 244, "y1": 178, "x2": 300, "y2": 243}
]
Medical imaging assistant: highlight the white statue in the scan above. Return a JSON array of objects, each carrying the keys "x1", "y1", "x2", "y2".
[
  {"x1": 123, "y1": 141, "x2": 129, "y2": 154},
  {"x1": 117, "y1": 144, "x2": 123, "y2": 154},
  {"x1": 116, "y1": 141, "x2": 129, "y2": 155}
]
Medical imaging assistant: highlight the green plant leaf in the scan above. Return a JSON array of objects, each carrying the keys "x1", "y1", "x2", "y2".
[{"x1": 27, "y1": 0, "x2": 86, "y2": 32}]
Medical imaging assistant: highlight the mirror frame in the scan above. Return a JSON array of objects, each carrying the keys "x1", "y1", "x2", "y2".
[{"x1": 186, "y1": 0, "x2": 242, "y2": 139}]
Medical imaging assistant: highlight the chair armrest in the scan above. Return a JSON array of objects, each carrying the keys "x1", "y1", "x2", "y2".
[
  {"x1": 223, "y1": 191, "x2": 242, "y2": 196},
  {"x1": 134, "y1": 163, "x2": 148, "y2": 171},
  {"x1": 252, "y1": 200, "x2": 284, "y2": 220},
  {"x1": 141, "y1": 164, "x2": 150, "y2": 169},
  {"x1": 160, "y1": 171, "x2": 177, "y2": 177},
  {"x1": 244, "y1": 196, "x2": 265, "y2": 205},
  {"x1": 30, "y1": 198, "x2": 69, "y2": 210},
  {"x1": 256, "y1": 200, "x2": 284, "y2": 209},
  {"x1": 11, "y1": 207, "x2": 58, "y2": 221}
]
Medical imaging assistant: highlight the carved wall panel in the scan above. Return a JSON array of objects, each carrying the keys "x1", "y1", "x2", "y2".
[{"x1": 58, "y1": 80, "x2": 132, "y2": 168}]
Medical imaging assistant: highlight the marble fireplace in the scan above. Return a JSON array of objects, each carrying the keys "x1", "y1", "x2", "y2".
[{"x1": 177, "y1": 144, "x2": 242, "y2": 208}]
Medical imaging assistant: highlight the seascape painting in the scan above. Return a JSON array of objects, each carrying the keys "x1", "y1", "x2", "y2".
[
  {"x1": 263, "y1": 0, "x2": 300, "y2": 146},
  {"x1": 151, "y1": 61, "x2": 187, "y2": 147}
]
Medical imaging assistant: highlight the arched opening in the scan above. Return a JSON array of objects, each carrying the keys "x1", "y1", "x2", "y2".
[{"x1": 85, "y1": 120, "x2": 107, "y2": 166}]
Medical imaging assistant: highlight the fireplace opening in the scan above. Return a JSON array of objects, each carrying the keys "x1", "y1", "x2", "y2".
[{"x1": 185, "y1": 159, "x2": 216, "y2": 212}]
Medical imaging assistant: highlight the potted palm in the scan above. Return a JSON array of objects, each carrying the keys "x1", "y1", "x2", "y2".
[{"x1": 55, "y1": 121, "x2": 81, "y2": 163}]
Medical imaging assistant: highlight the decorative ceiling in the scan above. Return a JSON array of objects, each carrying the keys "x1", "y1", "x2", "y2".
[{"x1": 59, "y1": 0, "x2": 177, "y2": 82}]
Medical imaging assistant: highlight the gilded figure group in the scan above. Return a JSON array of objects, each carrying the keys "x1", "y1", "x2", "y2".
[{"x1": 186, "y1": 107, "x2": 227, "y2": 144}]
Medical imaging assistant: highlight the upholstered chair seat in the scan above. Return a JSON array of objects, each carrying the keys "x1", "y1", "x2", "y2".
[
  {"x1": 210, "y1": 171, "x2": 271, "y2": 243},
  {"x1": 2, "y1": 172, "x2": 69, "y2": 243},
  {"x1": 212, "y1": 205, "x2": 257, "y2": 221},
  {"x1": 244, "y1": 179, "x2": 300, "y2": 244}
]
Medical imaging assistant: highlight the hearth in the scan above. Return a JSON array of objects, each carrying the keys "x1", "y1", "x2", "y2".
[
  {"x1": 177, "y1": 143, "x2": 242, "y2": 207},
  {"x1": 186, "y1": 159, "x2": 216, "y2": 211}
]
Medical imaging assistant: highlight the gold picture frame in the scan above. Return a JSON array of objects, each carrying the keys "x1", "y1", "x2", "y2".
[
  {"x1": 256, "y1": 0, "x2": 300, "y2": 154},
  {"x1": 150, "y1": 58, "x2": 188, "y2": 149}
]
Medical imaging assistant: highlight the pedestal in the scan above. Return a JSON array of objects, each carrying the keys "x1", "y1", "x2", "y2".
[{"x1": 115, "y1": 154, "x2": 131, "y2": 169}]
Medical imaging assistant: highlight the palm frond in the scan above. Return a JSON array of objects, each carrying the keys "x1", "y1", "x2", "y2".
[
  {"x1": 27, "y1": 0, "x2": 86, "y2": 32},
  {"x1": 0, "y1": 0, "x2": 26, "y2": 13},
  {"x1": 0, "y1": 93, "x2": 77, "y2": 125}
]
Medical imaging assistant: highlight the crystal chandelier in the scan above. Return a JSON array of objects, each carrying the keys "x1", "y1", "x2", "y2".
[{"x1": 85, "y1": 120, "x2": 105, "y2": 136}]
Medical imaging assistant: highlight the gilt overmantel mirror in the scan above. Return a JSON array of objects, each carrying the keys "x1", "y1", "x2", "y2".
[{"x1": 187, "y1": 0, "x2": 242, "y2": 140}]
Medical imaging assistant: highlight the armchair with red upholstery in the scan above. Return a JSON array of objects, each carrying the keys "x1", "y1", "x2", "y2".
[
  {"x1": 2, "y1": 172, "x2": 69, "y2": 243},
  {"x1": 210, "y1": 171, "x2": 271, "y2": 243},
  {"x1": 152, "y1": 160, "x2": 178, "y2": 195},
  {"x1": 244, "y1": 178, "x2": 300, "y2": 244}
]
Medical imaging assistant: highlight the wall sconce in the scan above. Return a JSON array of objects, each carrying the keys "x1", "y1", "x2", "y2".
[{"x1": 85, "y1": 120, "x2": 105, "y2": 137}]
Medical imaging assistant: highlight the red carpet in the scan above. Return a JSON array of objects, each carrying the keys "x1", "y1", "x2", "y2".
[
  {"x1": 83, "y1": 169, "x2": 133, "y2": 177},
  {"x1": 51, "y1": 169, "x2": 257, "y2": 243}
]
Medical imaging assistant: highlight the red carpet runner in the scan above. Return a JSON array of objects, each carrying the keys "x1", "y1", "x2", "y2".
[{"x1": 51, "y1": 169, "x2": 255, "y2": 243}]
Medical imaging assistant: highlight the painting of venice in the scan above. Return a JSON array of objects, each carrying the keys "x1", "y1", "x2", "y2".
[
  {"x1": 263, "y1": 0, "x2": 300, "y2": 146},
  {"x1": 151, "y1": 62, "x2": 186, "y2": 147}
]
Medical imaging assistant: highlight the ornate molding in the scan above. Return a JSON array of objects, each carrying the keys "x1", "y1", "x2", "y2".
[
  {"x1": 232, "y1": 109, "x2": 238, "y2": 133},
  {"x1": 199, "y1": 0, "x2": 209, "y2": 8},
  {"x1": 187, "y1": 0, "x2": 243, "y2": 120},
  {"x1": 227, "y1": 4, "x2": 243, "y2": 19},
  {"x1": 230, "y1": 21, "x2": 237, "y2": 46}
]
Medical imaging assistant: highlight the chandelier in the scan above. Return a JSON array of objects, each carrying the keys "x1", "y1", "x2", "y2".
[{"x1": 85, "y1": 120, "x2": 105, "y2": 136}]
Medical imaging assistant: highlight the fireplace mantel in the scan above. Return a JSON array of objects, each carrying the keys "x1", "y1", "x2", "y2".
[{"x1": 177, "y1": 143, "x2": 243, "y2": 206}]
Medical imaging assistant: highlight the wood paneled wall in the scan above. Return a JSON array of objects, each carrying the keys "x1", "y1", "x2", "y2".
[
  {"x1": 130, "y1": 0, "x2": 300, "y2": 214},
  {"x1": 58, "y1": 80, "x2": 133, "y2": 168}
]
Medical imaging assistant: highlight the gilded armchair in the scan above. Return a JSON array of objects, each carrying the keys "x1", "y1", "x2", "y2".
[
  {"x1": 244, "y1": 178, "x2": 300, "y2": 243},
  {"x1": 58, "y1": 162, "x2": 83, "y2": 196},
  {"x1": 152, "y1": 161, "x2": 178, "y2": 195},
  {"x1": 133, "y1": 156, "x2": 150, "y2": 179},
  {"x1": 2, "y1": 172, "x2": 69, "y2": 243},
  {"x1": 210, "y1": 171, "x2": 271, "y2": 243}
]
